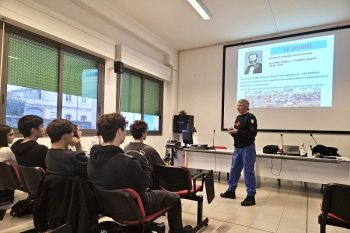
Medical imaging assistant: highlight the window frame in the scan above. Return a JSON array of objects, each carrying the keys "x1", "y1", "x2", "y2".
[
  {"x1": 117, "y1": 67, "x2": 163, "y2": 135},
  {"x1": 0, "y1": 24, "x2": 105, "y2": 135}
]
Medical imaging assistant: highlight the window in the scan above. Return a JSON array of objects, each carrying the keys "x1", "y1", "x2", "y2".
[
  {"x1": 144, "y1": 79, "x2": 161, "y2": 131},
  {"x1": 5, "y1": 32, "x2": 58, "y2": 128},
  {"x1": 120, "y1": 72, "x2": 142, "y2": 129},
  {"x1": 81, "y1": 115, "x2": 87, "y2": 122},
  {"x1": 0, "y1": 26, "x2": 104, "y2": 132},
  {"x1": 65, "y1": 94, "x2": 72, "y2": 102},
  {"x1": 62, "y1": 51, "x2": 99, "y2": 129},
  {"x1": 119, "y1": 69, "x2": 163, "y2": 134},
  {"x1": 65, "y1": 114, "x2": 72, "y2": 120}
]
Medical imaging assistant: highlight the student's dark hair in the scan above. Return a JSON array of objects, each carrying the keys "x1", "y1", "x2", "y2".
[
  {"x1": 18, "y1": 115, "x2": 44, "y2": 137},
  {"x1": 0, "y1": 124, "x2": 12, "y2": 147},
  {"x1": 97, "y1": 113, "x2": 127, "y2": 142},
  {"x1": 73, "y1": 124, "x2": 80, "y2": 139},
  {"x1": 46, "y1": 119, "x2": 74, "y2": 143},
  {"x1": 130, "y1": 120, "x2": 148, "y2": 140}
]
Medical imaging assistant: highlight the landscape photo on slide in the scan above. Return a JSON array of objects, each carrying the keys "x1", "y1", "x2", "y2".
[{"x1": 245, "y1": 86, "x2": 321, "y2": 108}]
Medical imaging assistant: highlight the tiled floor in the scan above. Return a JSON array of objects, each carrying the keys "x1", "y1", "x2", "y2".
[{"x1": 1, "y1": 178, "x2": 350, "y2": 233}]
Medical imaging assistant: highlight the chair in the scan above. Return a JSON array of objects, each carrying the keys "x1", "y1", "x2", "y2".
[
  {"x1": 18, "y1": 166, "x2": 45, "y2": 198},
  {"x1": 98, "y1": 188, "x2": 167, "y2": 233},
  {"x1": 0, "y1": 161, "x2": 23, "y2": 220},
  {"x1": 319, "y1": 183, "x2": 350, "y2": 233},
  {"x1": 0, "y1": 161, "x2": 22, "y2": 192},
  {"x1": 152, "y1": 165, "x2": 212, "y2": 232},
  {"x1": 33, "y1": 174, "x2": 99, "y2": 233},
  {"x1": 20, "y1": 223, "x2": 72, "y2": 233}
]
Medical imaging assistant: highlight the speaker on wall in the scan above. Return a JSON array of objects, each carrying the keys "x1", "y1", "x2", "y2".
[{"x1": 114, "y1": 61, "x2": 124, "y2": 74}]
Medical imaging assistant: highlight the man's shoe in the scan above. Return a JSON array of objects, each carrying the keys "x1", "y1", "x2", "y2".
[
  {"x1": 183, "y1": 225, "x2": 193, "y2": 233},
  {"x1": 241, "y1": 195, "x2": 256, "y2": 206},
  {"x1": 220, "y1": 189, "x2": 236, "y2": 199}
]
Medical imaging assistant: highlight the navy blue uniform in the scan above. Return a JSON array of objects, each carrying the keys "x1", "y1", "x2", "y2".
[{"x1": 229, "y1": 112, "x2": 257, "y2": 196}]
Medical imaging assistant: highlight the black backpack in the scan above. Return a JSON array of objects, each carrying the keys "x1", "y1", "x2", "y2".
[
  {"x1": 10, "y1": 197, "x2": 34, "y2": 217},
  {"x1": 263, "y1": 145, "x2": 280, "y2": 154},
  {"x1": 312, "y1": 145, "x2": 340, "y2": 157}
]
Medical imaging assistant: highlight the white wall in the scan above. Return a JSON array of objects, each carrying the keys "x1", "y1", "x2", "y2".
[
  {"x1": 178, "y1": 44, "x2": 350, "y2": 158},
  {"x1": 0, "y1": 0, "x2": 178, "y2": 156}
]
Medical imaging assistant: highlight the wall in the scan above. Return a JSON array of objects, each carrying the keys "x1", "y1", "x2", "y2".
[
  {"x1": 178, "y1": 44, "x2": 350, "y2": 158},
  {"x1": 0, "y1": 0, "x2": 178, "y2": 155}
]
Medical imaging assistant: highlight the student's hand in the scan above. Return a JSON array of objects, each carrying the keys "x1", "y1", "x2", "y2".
[
  {"x1": 227, "y1": 128, "x2": 238, "y2": 135},
  {"x1": 71, "y1": 137, "x2": 82, "y2": 151}
]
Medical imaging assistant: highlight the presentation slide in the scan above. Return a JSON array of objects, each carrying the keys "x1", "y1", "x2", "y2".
[
  {"x1": 236, "y1": 35, "x2": 334, "y2": 108},
  {"x1": 222, "y1": 26, "x2": 350, "y2": 132}
]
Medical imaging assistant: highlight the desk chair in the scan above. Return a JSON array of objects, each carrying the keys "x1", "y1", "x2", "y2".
[
  {"x1": 319, "y1": 183, "x2": 350, "y2": 233},
  {"x1": 18, "y1": 166, "x2": 45, "y2": 198},
  {"x1": 97, "y1": 188, "x2": 167, "y2": 233},
  {"x1": 0, "y1": 161, "x2": 22, "y2": 191},
  {"x1": 20, "y1": 223, "x2": 72, "y2": 233},
  {"x1": 152, "y1": 165, "x2": 212, "y2": 232},
  {"x1": 33, "y1": 174, "x2": 99, "y2": 233},
  {"x1": 0, "y1": 161, "x2": 23, "y2": 220}
]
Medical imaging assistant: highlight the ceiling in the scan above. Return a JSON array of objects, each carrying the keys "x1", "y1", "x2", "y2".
[
  {"x1": 30, "y1": 0, "x2": 350, "y2": 52},
  {"x1": 106, "y1": 0, "x2": 350, "y2": 50}
]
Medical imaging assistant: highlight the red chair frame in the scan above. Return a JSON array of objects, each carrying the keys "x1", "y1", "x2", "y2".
[{"x1": 98, "y1": 188, "x2": 168, "y2": 233}]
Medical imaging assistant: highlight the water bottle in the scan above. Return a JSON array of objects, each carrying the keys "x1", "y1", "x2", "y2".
[
  {"x1": 307, "y1": 145, "x2": 313, "y2": 157},
  {"x1": 299, "y1": 143, "x2": 305, "y2": 156}
]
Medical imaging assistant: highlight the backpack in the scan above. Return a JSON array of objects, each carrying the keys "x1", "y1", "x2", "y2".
[
  {"x1": 10, "y1": 197, "x2": 34, "y2": 217},
  {"x1": 312, "y1": 145, "x2": 340, "y2": 157},
  {"x1": 263, "y1": 145, "x2": 280, "y2": 154}
]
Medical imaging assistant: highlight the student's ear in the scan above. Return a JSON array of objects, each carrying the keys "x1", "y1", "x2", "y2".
[
  {"x1": 62, "y1": 134, "x2": 68, "y2": 142},
  {"x1": 116, "y1": 128, "x2": 123, "y2": 137},
  {"x1": 31, "y1": 128, "x2": 37, "y2": 136}
]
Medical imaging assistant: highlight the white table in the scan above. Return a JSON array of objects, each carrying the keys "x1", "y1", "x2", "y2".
[{"x1": 175, "y1": 148, "x2": 350, "y2": 185}]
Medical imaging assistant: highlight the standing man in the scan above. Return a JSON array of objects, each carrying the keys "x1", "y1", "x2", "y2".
[{"x1": 220, "y1": 99, "x2": 258, "y2": 206}]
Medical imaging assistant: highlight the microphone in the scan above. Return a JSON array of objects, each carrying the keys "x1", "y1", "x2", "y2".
[
  {"x1": 280, "y1": 133, "x2": 284, "y2": 155},
  {"x1": 212, "y1": 129, "x2": 216, "y2": 149},
  {"x1": 310, "y1": 134, "x2": 318, "y2": 145}
]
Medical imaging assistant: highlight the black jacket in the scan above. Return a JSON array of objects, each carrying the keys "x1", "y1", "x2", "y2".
[
  {"x1": 232, "y1": 112, "x2": 258, "y2": 148},
  {"x1": 46, "y1": 149, "x2": 88, "y2": 177},
  {"x1": 88, "y1": 145, "x2": 150, "y2": 200},
  {"x1": 11, "y1": 139, "x2": 48, "y2": 170},
  {"x1": 244, "y1": 63, "x2": 262, "y2": 74},
  {"x1": 33, "y1": 174, "x2": 99, "y2": 233}
]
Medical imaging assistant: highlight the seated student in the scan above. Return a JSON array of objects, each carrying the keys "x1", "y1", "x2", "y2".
[
  {"x1": 124, "y1": 120, "x2": 165, "y2": 172},
  {"x1": 11, "y1": 115, "x2": 48, "y2": 169},
  {"x1": 0, "y1": 124, "x2": 16, "y2": 163},
  {"x1": 88, "y1": 113, "x2": 193, "y2": 233},
  {"x1": 0, "y1": 124, "x2": 16, "y2": 203},
  {"x1": 45, "y1": 119, "x2": 88, "y2": 177}
]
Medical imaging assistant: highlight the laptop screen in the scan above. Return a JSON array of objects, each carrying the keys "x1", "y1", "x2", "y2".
[{"x1": 282, "y1": 145, "x2": 300, "y2": 155}]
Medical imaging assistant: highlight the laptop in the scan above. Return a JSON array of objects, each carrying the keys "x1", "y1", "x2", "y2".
[{"x1": 282, "y1": 145, "x2": 300, "y2": 156}]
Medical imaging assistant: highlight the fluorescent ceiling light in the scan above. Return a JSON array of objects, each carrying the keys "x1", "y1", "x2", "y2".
[{"x1": 187, "y1": 0, "x2": 212, "y2": 20}]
